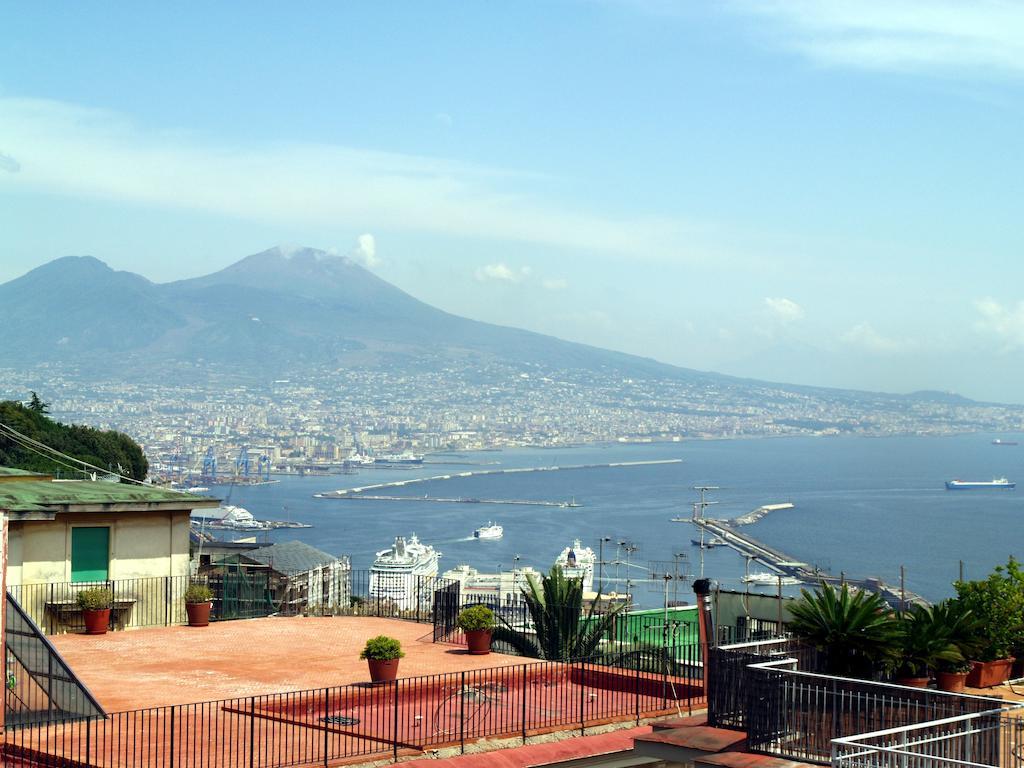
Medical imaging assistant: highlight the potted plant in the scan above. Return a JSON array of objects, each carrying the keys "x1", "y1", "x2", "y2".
[
  {"x1": 360, "y1": 635, "x2": 404, "y2": 682},
  {"x1": 937, "y1": 659, "x2": 973, "y2": 693},
  {"x1": 184, "y1": 583, "x2": 214, "y2": 627},
  {"x1": 786, "y1": 582, "x2": 900, "y2": 678},
  {"x1": 954, "y1": 559, "x2": 1023, "y2": 688},
  {"x1": 77, "y1": 587, "x2": 113, "y2": 635},
  {"x1": 893, "y1": 604, "x2": 962, "y2": 688},
  {"x1": 457, "y1": 604, "x2": 495, "y2": 655}
]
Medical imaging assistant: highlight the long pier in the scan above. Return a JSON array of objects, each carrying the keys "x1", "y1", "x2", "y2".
[
  {"x1": 323, "y1": 495, "x2": 581, "y2": 507},
  {"x1": 314, "y1": 458, "x2": 682, "y2": 499},
  {"x1": 690, "y1": 517, "x2": 927, "y2": 608}
]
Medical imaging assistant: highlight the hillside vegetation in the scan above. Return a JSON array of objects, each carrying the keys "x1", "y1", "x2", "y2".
[{"x1": 0, "y1": 398, "x2": 148, "y2": 481}]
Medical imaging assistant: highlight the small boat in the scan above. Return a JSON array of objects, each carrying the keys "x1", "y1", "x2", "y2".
[
  {"x1": 473, "y1": 523, "x2": 503, "y2": 540},
  {"x1": 992, "y1": 439, "x2": 1019, "y2": 446},
  {"x1": 691, "y1": 536, "x2": 727, "y2": 549},
  {"x1": 742, "y1": 572, "x2": 801, "y2": 586},
  {"x1": 945, "y1": 478, "x2": 1015, "y2": 490}
]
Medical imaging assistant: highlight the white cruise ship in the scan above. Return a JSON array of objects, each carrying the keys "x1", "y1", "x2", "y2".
[
  {"x1": 190, "y1": 504, "x2": 268, "y2": 531},
  {"x1": 369, "y1": 535, "x2": 441, "y2": 611},
  {"x1": 554, "y1": 539, "x2": 596, "y2": 592}
]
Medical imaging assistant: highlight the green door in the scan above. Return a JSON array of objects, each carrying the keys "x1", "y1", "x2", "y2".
[{"x1": 71, "y1": 527, "x2": 110, "y2": 582}]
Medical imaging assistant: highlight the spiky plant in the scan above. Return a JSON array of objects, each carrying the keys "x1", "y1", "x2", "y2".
[
  {"x1": 788, "y1": 582, "x2": 900, "y2": 678},
  {"x1": 895, "y1": 603, "x2": 964, "y2": 678},
  {"x1": 491, "y1": 565, "x2": 628, "y2": 661}
]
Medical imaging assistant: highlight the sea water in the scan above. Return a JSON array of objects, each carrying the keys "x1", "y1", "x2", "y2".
[{"x1": 210, "y1": 433, "x2": 1024, "y2": 606}]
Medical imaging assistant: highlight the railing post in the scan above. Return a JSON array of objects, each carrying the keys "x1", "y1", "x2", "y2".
[
  {"x1": 323, "y1": 688, "x2": 330, "y2": 767},
  {"x1": 169, "y1": 705, "x2": 175, "y2": 768},
  {"x1": 165, "y1": 576, "x2": 171, "y2": 627},
  {"x1": 635, "y1": 652, "x2": 641, "y2": 725},
  {"x1": 249, "y1": 696, "x2": 256, "y2": 768},
  {"x1": 460, "y1": 671, "x2": 466, "y2": 754},
  {"x1": 579, "y1": 660, "x2": 586, "y2": 736},
  {"x1": 521, "y1": 667, "x2": 528, "y2": 744},
  {"x1": 393, "y1": 680, "x2": 400, "y2": 762}
]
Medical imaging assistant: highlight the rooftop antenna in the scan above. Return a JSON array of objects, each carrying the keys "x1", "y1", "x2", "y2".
[{"x1": 672, "y1": 486, "x2": 720, "y2": 578}]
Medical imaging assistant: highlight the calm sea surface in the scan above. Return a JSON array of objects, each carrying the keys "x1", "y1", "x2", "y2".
[{"x1": 209, "y1": 434, "x2": 1024, "y2": 607}]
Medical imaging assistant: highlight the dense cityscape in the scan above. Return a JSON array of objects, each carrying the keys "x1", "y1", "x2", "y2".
[{"x1": 4, "y1": 360, "x2": 1022, "y2": 477}]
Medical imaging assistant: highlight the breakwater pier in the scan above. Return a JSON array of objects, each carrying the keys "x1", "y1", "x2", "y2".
[
  {"x1": 690, "y1": 516, "x2": 926, "y2": 608},
  {"x1": 314, "y1": 458, "x2": 683, "y2": 500},
  {"x1": 323, "y1": 494, "x2": 580, "y2": 508}
]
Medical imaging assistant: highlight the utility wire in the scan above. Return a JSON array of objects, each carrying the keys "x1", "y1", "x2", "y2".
[{"x1": 0, "y1": 420, "x2": 146, "y2": 485}]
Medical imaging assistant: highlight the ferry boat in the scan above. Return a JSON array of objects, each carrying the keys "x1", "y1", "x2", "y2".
[
  {"x1": 945, "y1": 478, "x2": 1015, "y2": 490},
  {"x1": 374, "y1": 452, "x2": 425, "y2": 465},
  {"x1": 992, "y1": 439, "x2": 1019, "y2": 446},
  {"x1": 742, "y1": 571, "x2": 801, "y2": 586},
  {"x1": 473, "y1": 523, "x2": 503, "y2": 540},
  {"x1": 190, "y1": 504, "x2": 269, "y2": 530},
  {"x1": 369, "y1": 534, "x2": 440, "y2": 610},
  {"x1": 554, "y1": 539, "x2": 596, "y2": 592}
]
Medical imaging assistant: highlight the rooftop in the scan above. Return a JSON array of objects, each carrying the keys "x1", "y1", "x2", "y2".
[
  {"x1": 248, "y1": 539, "x2": 343, "y2": 575},
  {"x1": 50, "y1": 615, "x2": 525, "y2": 711},
  {"x1": 0, "y1": 469, "x2": 220, "y2": 514}
]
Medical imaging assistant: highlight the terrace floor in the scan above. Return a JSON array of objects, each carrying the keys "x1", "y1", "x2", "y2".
[{"x1": 51, "y1": 615, "x2": 526, "y2": 711}]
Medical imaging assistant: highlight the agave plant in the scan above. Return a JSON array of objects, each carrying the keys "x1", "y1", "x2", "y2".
[
  {"x1": 492, "y1": 565, "x2": 627, "y2": 661},
  {"x1": 788, "y1": 582, "x2": 900, "y2": 677}
]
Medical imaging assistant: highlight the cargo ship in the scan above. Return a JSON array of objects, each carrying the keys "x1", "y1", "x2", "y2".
[
  {"x1": 945, "y1": 478, "x2": 1015, "y2": 490},
  {"x1": 992, "y1": 439, "x2": 1019, "y2": 446}
]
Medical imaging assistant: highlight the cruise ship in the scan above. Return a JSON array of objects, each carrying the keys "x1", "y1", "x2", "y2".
[
  {"x1": 369, "y1": 535, "x2": 441, "y2": 611},
  {"x1": 190, "y1": 504, "x2": 268, "y2": 530},
  {"x1": 742, "y1": 571, "x2": 801, "y2": 586},
  {"x1": 945, "y1": 478, "x2": 1015, "y2": 490},
  {"x1": 554, "y1": 539, "x2": 596, "y2": 592}
]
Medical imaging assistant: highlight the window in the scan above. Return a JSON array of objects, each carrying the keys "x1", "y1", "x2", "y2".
[{"x1": 71, "y1": 527, "x2": 110, "y2": 582}]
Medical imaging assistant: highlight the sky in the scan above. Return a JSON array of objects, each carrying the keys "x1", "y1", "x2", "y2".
[{"x1": 1, "y1": 1, "x2": 1023, "y2": 402}]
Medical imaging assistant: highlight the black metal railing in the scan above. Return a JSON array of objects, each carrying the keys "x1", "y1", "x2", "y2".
[
  {"x1": 742, "y1": 659, "x2": 1003, "y2": 764},
  {"x1": 8, "y1": 571, "x2": 461, "y2": 636},
  {"x1": 3, "y1": 645, "x2": 705, "y2": 767}
]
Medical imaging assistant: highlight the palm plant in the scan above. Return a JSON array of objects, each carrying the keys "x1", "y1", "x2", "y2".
[
  {"x1": 492, "y1": 565, "x2": 628, "y2": 660},
  {"x1": 788, "y1": 582, "x2": 900, "y2": 677},
  {"x1": 895, "y1": 604, "x2": 964, "y2": 679}
]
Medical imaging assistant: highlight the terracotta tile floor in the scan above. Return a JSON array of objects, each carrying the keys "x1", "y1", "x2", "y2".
[{"x1": 51, "y1": 616, "x2": 526, "y2": 711}]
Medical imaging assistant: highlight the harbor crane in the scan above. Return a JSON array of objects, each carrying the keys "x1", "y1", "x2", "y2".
[{"x1": 201, "y1": 447, "x2": 217, "y2": 481}]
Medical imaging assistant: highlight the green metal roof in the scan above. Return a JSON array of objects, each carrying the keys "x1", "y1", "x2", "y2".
[
  {"x1": 0, "y1": 467, "x2": 49, "y2": 477},
  {"x1": 0, "y1": 475, "x2": 220, "y2": 513}
]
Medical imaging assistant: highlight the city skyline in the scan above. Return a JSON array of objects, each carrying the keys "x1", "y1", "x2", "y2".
[{"x1": 2, "y1": 2, "x2": 1023, "y2": 401}]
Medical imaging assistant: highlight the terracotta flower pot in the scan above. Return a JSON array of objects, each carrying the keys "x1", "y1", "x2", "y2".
[
  {"x1": 966, "y1": 658, "x2": 1015, "y2": 688},
  {"x1": 82, "y1": 608, "x2": 111, "y2": 635},
  {"x1": 465, "y1": 629, "x2": 493, "y2": 655},
  {"x1": 895, "y1": 676, "x2": 930, "y2": 688},
  {"x1": 367, "y1": 658, "x2": 399, "y2": 683},
  {"x1": 186, "y1": 601, "x2": 212, "y2": 627},
  {"x1": 937, "y1": 671, "x2": 968, "y2": 693}
]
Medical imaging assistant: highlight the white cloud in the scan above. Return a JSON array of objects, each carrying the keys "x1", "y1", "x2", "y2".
[
  {"x1": 352, "y1": 233, "x2": 380, "y2": 268},
  {"x1": 840, "y1": 322, "x2": 904, "y2": 353},
  {"x1": 764, "y1": 297, "x2": 805, "y2": 323},
  {"x1": 730, "y1": 0, "x2": 1024, "y2": 75},
  {"x1": 474, "y1": 263, "x2": 532, "y2": 283},
  {"x1": 974, "y1": 298, "x2": 1024, "y2": 349},
  {"x1": 542, "y1": 278, "x2": 569, "y2": 291},
  {"x1": 0, "y1": 151, "x2": 19, "y2": 173},
  {"x1": 0, "y1": 97, "x2": 694, "y2": 260}
]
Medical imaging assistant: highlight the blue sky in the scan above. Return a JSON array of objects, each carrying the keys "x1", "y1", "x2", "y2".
[{"x1": 1, "y1": 1, "x2": 1023, "y2": 401}]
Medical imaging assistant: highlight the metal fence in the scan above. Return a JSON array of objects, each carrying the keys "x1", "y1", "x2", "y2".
[
  {"x1": 831, "y1": 707, "x2": 1024, "y2": 768},
  {"x1": 707, "y1": 637, "x2": 821, "y2": 729},
  {"x1": 8, "y1": 571, "x2": 460, "y2": 635},
  {"x1": 4, "y1": 646, "x2": 705, "y2": 768},
  {"x1": 744, "y1": 659, "x2": 1006, "y2": 765}
]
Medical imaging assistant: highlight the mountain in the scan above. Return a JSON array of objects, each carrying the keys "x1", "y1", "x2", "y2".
[{"x1": 0, "y1": 248, "x2": 709, "y2": 381}]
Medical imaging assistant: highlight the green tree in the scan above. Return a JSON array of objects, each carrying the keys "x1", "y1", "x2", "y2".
[
  {"x1": 491, "y1": 565, "x2": 628, "y2": 661},
  {"x1": 894, "y1": 603, "x2": 964, "y2": 678},
  {"x1": 954, "y1": 558, "x2": 1024, "y2": 661},
  {"x1": 788, "y1": 582, "x2": 900, "y2": 677},
  {"x1": 26, "y1": 392, "x2": 49, "y2": 414},
  {"x1": 0, "y1": 400, "x2": 148, "y2": 481}
]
